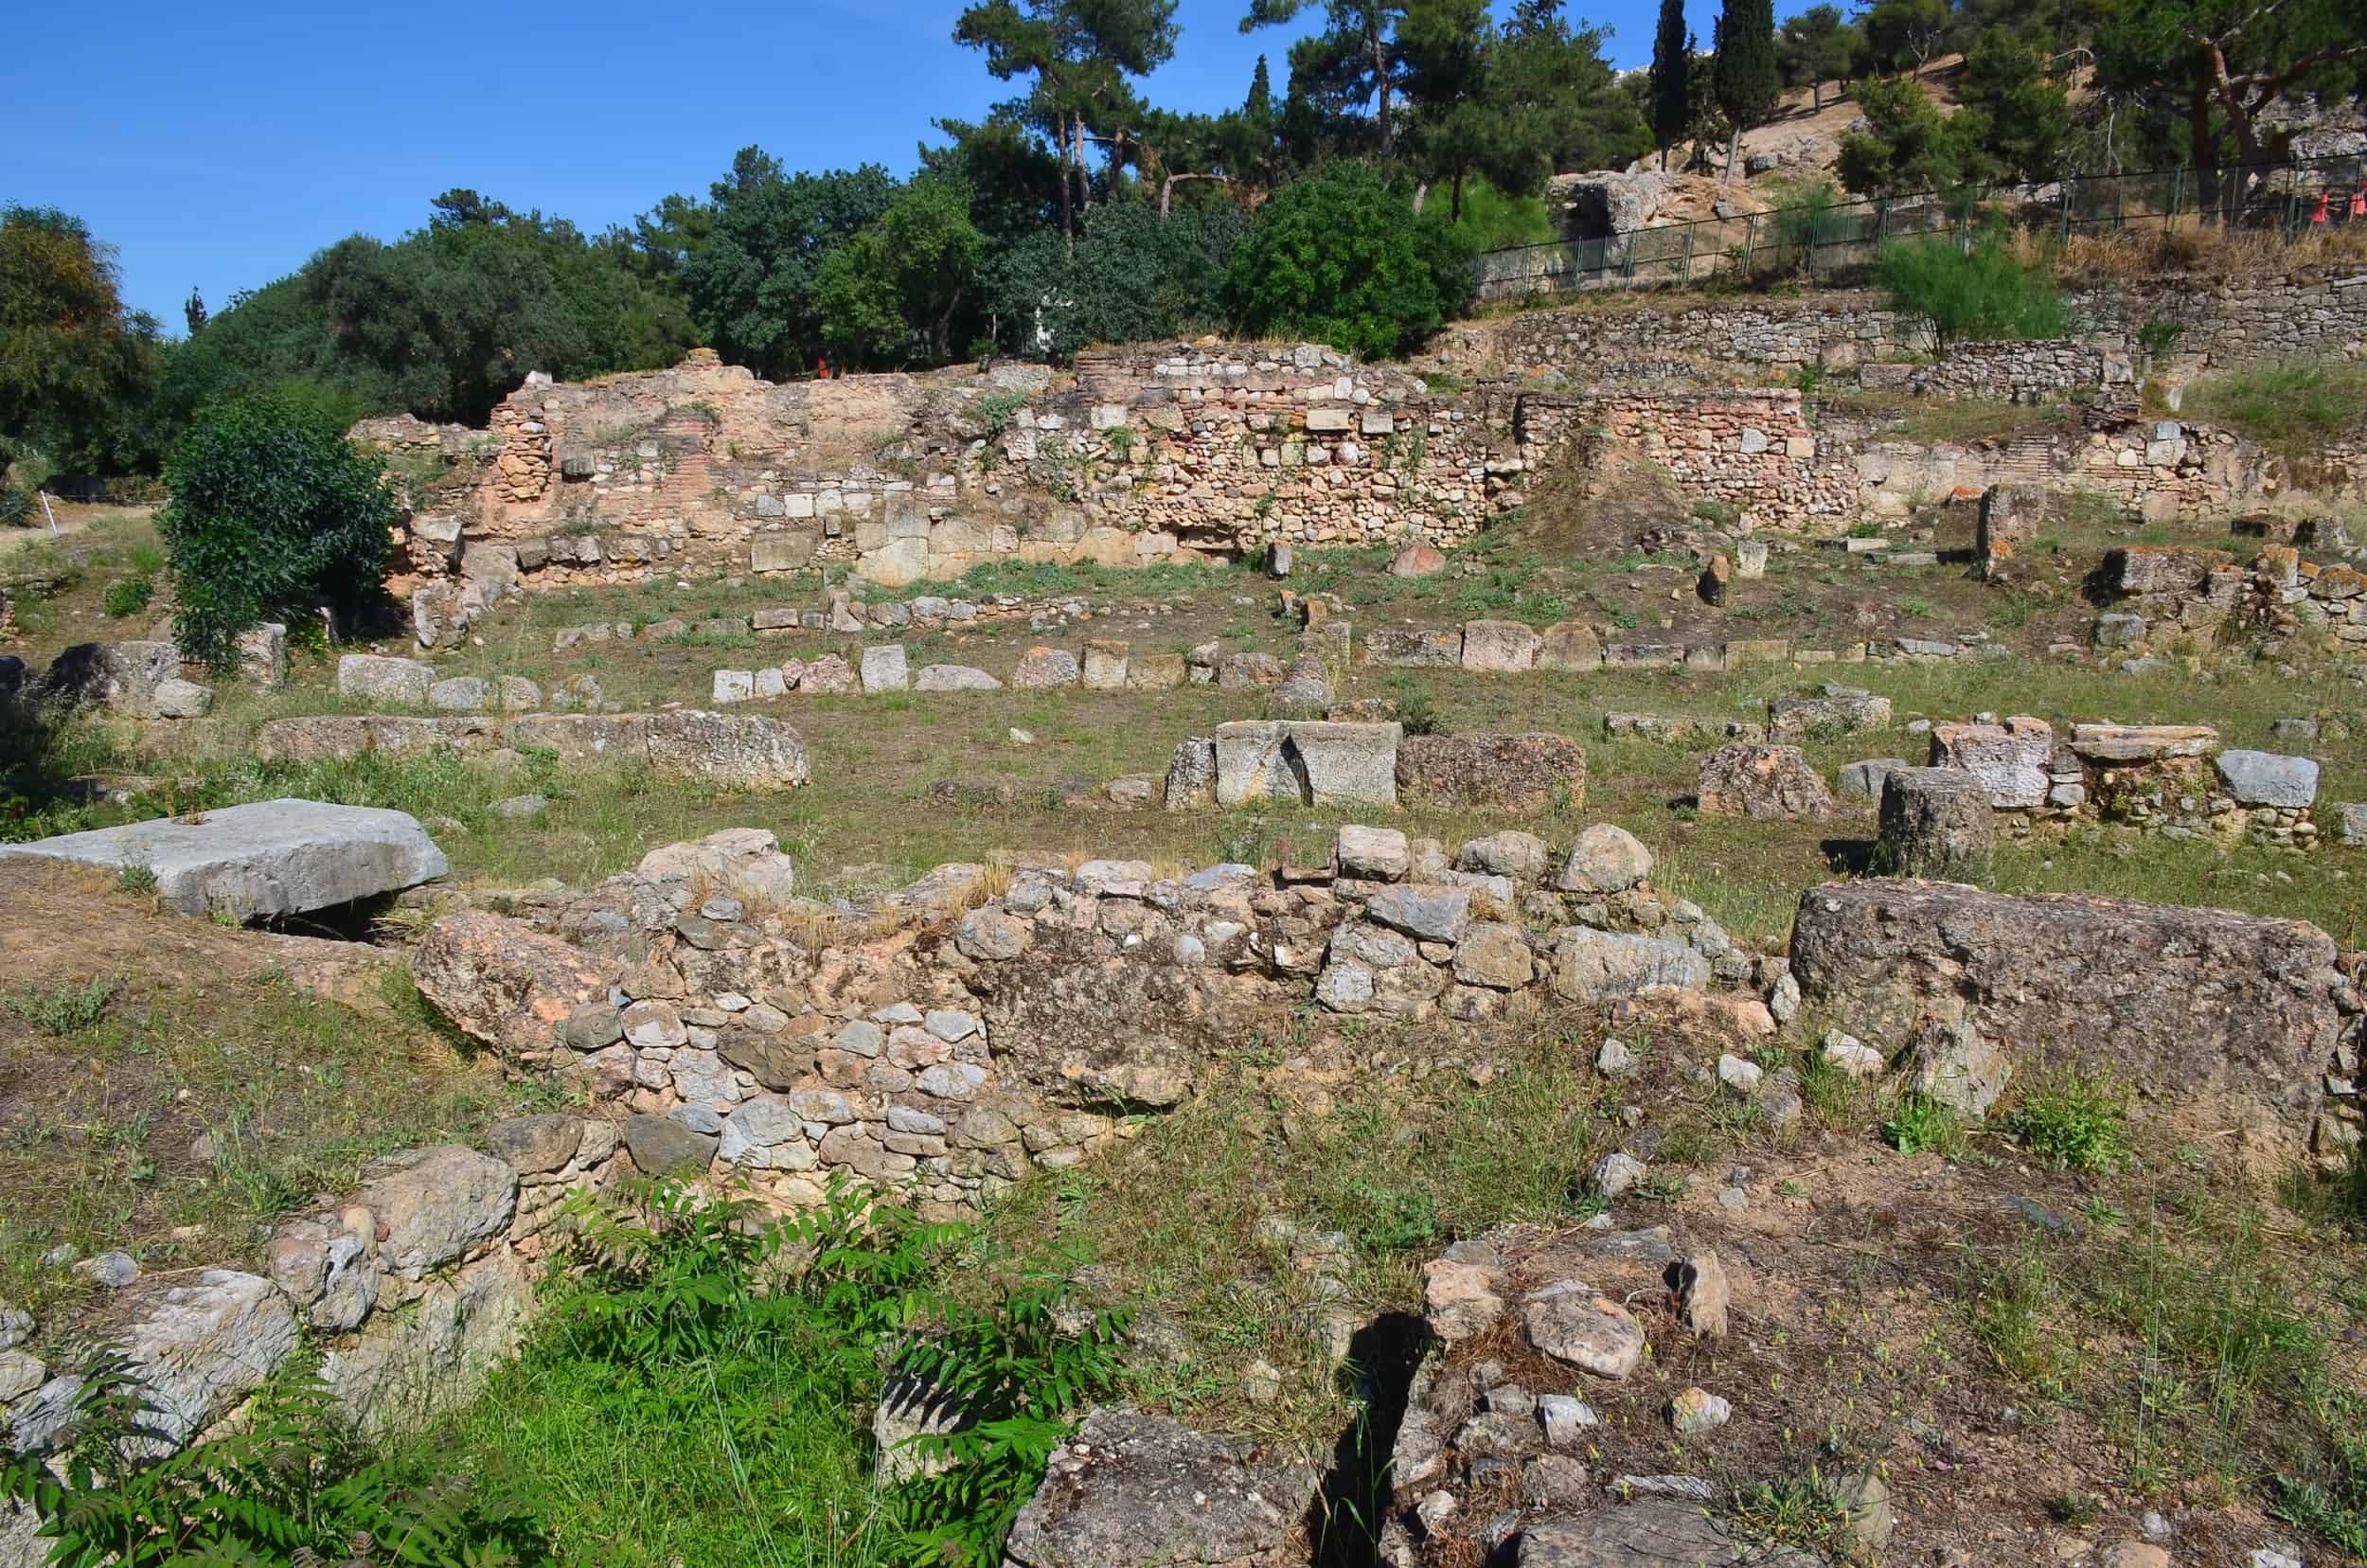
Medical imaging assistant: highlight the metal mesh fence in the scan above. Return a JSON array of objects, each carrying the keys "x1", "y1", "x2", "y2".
[{"x1": 1472, "y1": 154, "x2": 2367, "y2": 301}]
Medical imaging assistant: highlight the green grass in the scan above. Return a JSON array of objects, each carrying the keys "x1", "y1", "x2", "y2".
[
  {"x1": 2183, "y1": 361, "x2": 2367, "y2": 460},
  {"x1": 1883, "y1": 1093, "x2": 1969, "y2": 1159},
  {"x1": 3, "y1": 974, "x2": 121, "y2": 1035},
  {"x1": 2001, "y1": 1068, "x2": 2131, "y2": 1171}
]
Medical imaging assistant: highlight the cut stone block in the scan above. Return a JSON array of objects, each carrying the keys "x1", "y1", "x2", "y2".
[{"x1": 0, "y1": 799, "x2": 449, "y2": 918}]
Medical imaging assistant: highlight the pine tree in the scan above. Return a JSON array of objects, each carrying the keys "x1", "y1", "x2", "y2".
[
  {"x1": 1246, "y1": 53, "x2": 1274, "y2": 121},
  {"x1": 1647, "y1": 0, "x2": 1691, "y2": 171},
  {"x1": 1711, "y1": 0, "x2": 1778, "y2": 180}
]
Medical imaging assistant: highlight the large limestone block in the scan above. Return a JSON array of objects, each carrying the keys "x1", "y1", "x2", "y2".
[
  {"x1": 1874, "y1": 766, "x2": 1995, "y2": 879},
  {"x1": 1363, "y1": 627, "x2": 1462, "y2": 668},
  {"x1": 1696, "y1": 743, "x2": 1834, "y2": 819},
  {"x1": 1003, "y1": 1407, "x2": 1319, "y2": 1568},
  {"x1": 336, "y1": 653, "x2": 437, "y2": 707},
  {"x1": 1461, "y1": 619, "x2": 1539, "y2": 673},
  {"x1": 0, "y1": 799, "x2": 448, "y2": 919},
  {"x1": 1519, "y1": 1502, "x2": 1820, "y2": 1567},
  {"x1": 1214, "y1": 722, "x2": 1398, "y2": 809},
  {"x1": 1789, "y1": 881, "x2": 2345, "y2": 1110},
  {"x1": 645, "y1": 711, "x2": 810, "y2": 789},
  {"x1": 322, "y1": 1250, "x2": 533, "y2": 1436},
  {"x1": 1550, "y1": 928, "x2": 1712, "y2": 1001},
  {"x1": 1397, "y1": 733, "x2": 1587, "y2": 812},
  {"x1": 2216, "y1": 749, "x2": 2318, "y2": 808},
  {"x1": 1930, "y1": 717, "x2": 2054, "y2": 809}
]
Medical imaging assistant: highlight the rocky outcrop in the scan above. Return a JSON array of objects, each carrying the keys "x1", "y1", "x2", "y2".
[
  {"x1": 1788, "y1": 881, "x2": 2352, "y2": 1132},
  {"x1": 1003, "y1": 1406, "x2": 1319, "y2": 1568}
]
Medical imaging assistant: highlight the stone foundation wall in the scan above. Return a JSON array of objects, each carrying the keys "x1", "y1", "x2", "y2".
[
  {"x1": 1515, "y1": 388, "x2": 1856, "y2": 530},
  {"x1": 1474, "y1": 268, "x2": 2367, "y2": 393}
]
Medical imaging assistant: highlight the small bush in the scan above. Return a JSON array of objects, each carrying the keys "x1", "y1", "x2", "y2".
[
  {"x1": 0, "y1": 484, "x2": 31, "y2": 528},
  {"x1": 1389, "y1": 674, "x2": 1443, "y2": 737},
  {"x1": 157, "y1": 391, "x2": 398, "y2": 668},
  {"x1": 1882, "y1": 1093, "x2": 1968, "y2": 1158},
  {"x1": 1878, "y1": 228, "x2": 2068, "y2": 350},
  {"x1": 3, "y1": 974, "x2": 119, "y2": 1035},
  {"x1": 116, "y1": 863, "x2": 157, "y2": 895},
  {"x1": 101, "y1": 573, "x2": 153, "y2": 618},
  {"x1": 2001, "y1": 1069, "x2": 2129, "y2": 1170}
]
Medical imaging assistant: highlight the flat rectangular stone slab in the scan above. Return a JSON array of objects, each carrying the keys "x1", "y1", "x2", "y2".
[{"x1": 0, "y1": 798, "x2": 449, "y2": 919}]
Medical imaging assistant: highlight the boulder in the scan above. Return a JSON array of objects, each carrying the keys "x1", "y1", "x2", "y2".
[
  {"x1": 1537, "y1": 622, "x2": 1604, "y2": 672},
  {"x1": 1388, "y1": 542, "x2": 1448, "y2": 578},
  {"x1": 2216, "y1": 750, "x2": 2318, "y2": 808},
  {"x1": 235, "y1": 623, "x2": 289, "y2": 690},
  {"x1": 1518, "y1": 1501, "x2": 1819, "y2": 1567},
  {"x1": 915, "y1": 664, "x2": 1003, "y2": 692},
  {"x1": 352, "y1": 1146, "x2": 519, "y2": 1278},
  {"x1": 336, "y1": 653, "x2": 437, "y2": 707},
  {"x1": 1163, "y1": 737, "x2": 1218, "y2": 811},
  {"x1": 1768, "y1": 688, "x2": 1893, "y2": 741},
  {"x1": 320, "y1": 1250, "x2": 532, "y2": 1435},
  {"x1": 1836, "y1": 757, "x2": 1910, "y2": 798},
  {"x1": 1696, "y1": 743, "x2": 1834, "y2": 819},
  {"x1": 1874, "y1": 767, "x2": 1996, "y2": 880},
  {"x1": 0, "y1": 799, "x2": 448, "y2": 919},
  {"x1": 413, "y1": 910, "x2": 615, "y2": 1058},
  {"x1": 1003, "y1": 1407, "x2": 1319, "y2": 1568},
  {"x1": 1789, "y1": 881, "x2": 2345, "y2": 1111},
  {"x1": 1215, "y1": 721, "x2": 1398, "y2": 809},
  {"x1": 151, "y1": 678, "x2": 213, "y2": 719},
  {"x1": 1522, "y1": 1281, "x2": 1646, "y2": 1378},
  {"x1": 97, "y1": 1270, "x2": 299, "y2": 1448},
  {"x1": 1457, "y1": 829, "x2": 1549, "y2": 882},
  {"x1": 1079, "y1": 640, "x2": 1130, "y2": 690},
  {"x1": 1397, "y1": 733, "x2": 1587, "y2": 811},
  {"x1": 1557, "y1": 823, "x2": 1652, "y2": 894},
  {"x1": 35, "y1": 640, "x2": 181, "y2": 716},
  {"x1": 622, "y1": 1114, "x2": 719, "y2": 1177},
  {"x1": 1270, "y1": 651, "x2": 1334, "y2": 716},
  {"x1": 1336, "y1": 825, "x2": 1412, "y2": 881}
]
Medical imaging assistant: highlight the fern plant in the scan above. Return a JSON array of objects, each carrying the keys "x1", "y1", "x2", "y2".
[
  {"x1": 1, "y1": 1354, "x2": 547, "y2": 1566},
  {"x1": 886, "y1": 1249, "x2": 1129, "y2": 1565}
]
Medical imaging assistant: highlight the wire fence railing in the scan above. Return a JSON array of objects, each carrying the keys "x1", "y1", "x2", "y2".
[{"x1": 1472, "y1": 154, "x2": 2367, "y2": 301}]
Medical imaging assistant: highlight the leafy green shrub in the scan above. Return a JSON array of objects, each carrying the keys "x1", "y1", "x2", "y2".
[
  {"x1": 3, "y1": 974, "x2": 119, "y2": 1035},
  {"x1": 1388, "y1": 674, "x2": 1443, "y2": 736},
  {"x1": 1882, "y1": 1092, "x2": 1968, "y2": 1158},
  {"x1": 1227, "y1": 165, "x2": 1472, "y2": 362},
  {"x1": 3, "y1": 1356, "x2": 548, "y2": 1566},
  {"x1": 0, "y1": 484, "x2": 31, "y2": 528},
  {"x1": 100, "y1": 573, "x2": 153, "y2": 618},
  {"x1": 2001, "y1": 1069, "x2": 2129, "y2": 1170},
  {"x1": 1877, "y1": 228, "x2": 2068, "y2": 350},
  {"x1": 157, "y1": 391, "x2": 398, "y2": 668},
  {"x1": 986, "y1": 203, "x2": 1248, "y2": 364}
]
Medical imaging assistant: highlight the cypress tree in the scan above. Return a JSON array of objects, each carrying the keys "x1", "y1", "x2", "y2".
[
  {"x1": 1647, "y1": 0, "x2": 1691, "y2": 171},
  {"x1": 1711, "y1": 0, "x2": 1778, "y2": 179},
  {"x1": 1246, "y1": 53, "x2": 1274, "y2": 122}
]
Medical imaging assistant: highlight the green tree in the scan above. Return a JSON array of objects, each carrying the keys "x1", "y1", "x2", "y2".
[
  {"x1": 2093, "y1": 0, "x2": 2367, "y2": 220},
  {"x1": 1225, "y1": 163, "x2": 1468, "y2": 359},
  {"x1": 1243, "y1": 1, "x2": 1410, "y2": 154},
  {"x1": 157, "y1": 392, "x2": 398, "y2": 668},
  {"x1": 1862, "y1": 0, "x2": 1951, "y2": 78},
  {"x1": 816, "y1": 180, "x2": 988, "y2": 367},
  {"x1": 0, "y1": 206, "x2": 165, "y2": 476},
  {"x1": 986, "y1": 202, "x2": 1248, "y2": 359},
  {"x1": 680, "y1": 151, "x2": 895, "y2": 377},
  {"x1": 1775, "y1": 4, "x2": 1864, "y2": 110},
  {"x1": 955, "y1": 0, "x2": 1182, "y2": 246},
  {"x1": 1710, "y1": 0, "x2": 1780, "y2": 178},
  {"x1": 1646, "y1": 0, "x2": 1693, "y2": 169},
  {"x1": 1878, "y1": 223, "x2": 2068, "y2": 348},
  {"x1": 1958, "y1": 27, "x2": 2073, "y2": 181},
  {"x1": 1836, "y1": 73, "x2": 1991, "y2": 192}
]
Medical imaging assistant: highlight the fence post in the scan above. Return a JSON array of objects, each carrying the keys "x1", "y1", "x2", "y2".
[
  {"x1": 1742, "y1": 213, "x2": 1758, "y2": 284},
  {"x1": 2169, "y1": 164, "x2": 2181, "y2": 227},
  {"x1": 1682, "y1": 220, "x2": 1696, "y2": 284}
]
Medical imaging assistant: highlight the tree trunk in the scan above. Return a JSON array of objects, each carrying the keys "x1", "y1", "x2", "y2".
[
  {"x1": 1373, "y1": 29, "x2": 1394, "y2": 154},
  {"x1": 2187, "y1": 75, "x2": 2222, "y2": 224},
  {"x1": 1058, "y1": 125, "x2": 1074, "y2": 253},
  {"x1": 1724, "y1": 126, "x2": 1741, "y2": 182},
  {"x1": 1450, "y1": 171, "x2": 1466, "y2": 223},
  {"x1": 1072, "y1": 113, "x2": 1093, "y2": 213},
  {"x1": 1412, "y1": 181, "x2": 1430, "y2": 214},
  {"x1": 1811, "y1": 80, "x2": 1823, "y2": 113}
]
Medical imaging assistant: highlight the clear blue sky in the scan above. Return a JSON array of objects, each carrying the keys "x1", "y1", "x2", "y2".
[{"x1": 3, "y1": 0, "x2": 1726, "y2": 330}]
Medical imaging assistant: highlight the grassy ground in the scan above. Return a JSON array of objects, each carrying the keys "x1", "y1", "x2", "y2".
[{"x1": 0, "y1": 863, "x2": 538, "y2": 1317}]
